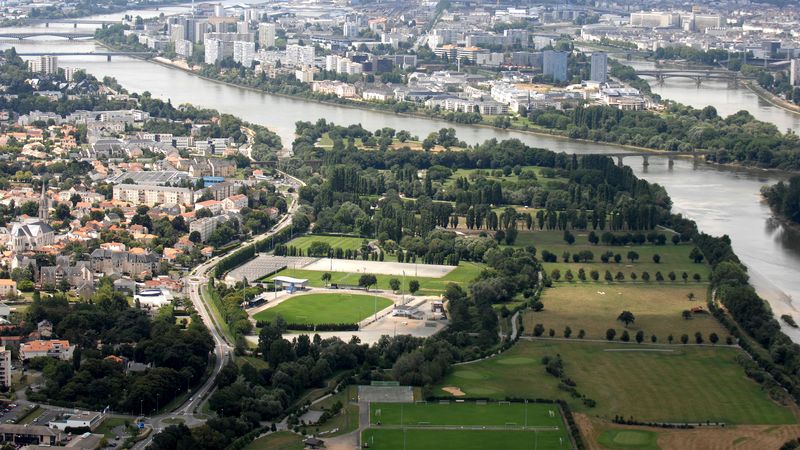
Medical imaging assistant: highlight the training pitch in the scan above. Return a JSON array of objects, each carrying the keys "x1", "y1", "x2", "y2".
[{"x1": 253, "y1": 293, "x2": 393, "y2": 325}]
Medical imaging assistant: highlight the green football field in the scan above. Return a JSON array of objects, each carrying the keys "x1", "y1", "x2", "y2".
[
  {"x1": 252, "y1": 293, "x2": 393, "y2": 325},
  {"x1": 360, "y1": 429, "x2": 569, "y2": 450},
  {"x1": 370, "y1": 402, "x2": 564, "y2": 428}
]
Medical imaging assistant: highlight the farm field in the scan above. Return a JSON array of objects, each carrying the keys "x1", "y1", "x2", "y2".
[
  {"x1": 252, "y1": 293, "x2": 393, "y2": 325},
  {"x1": 284, "y1": 235, "x2": 365, "y2": 252},
  {"x1": 597, "y1": 429, "x2": 660, "y2": 450},
  {"x1": 523, "y1": 284, "x2": 729, "y2": 341},
  {"x1": 360, "y1": 429, "x2": 568, "y2": 450},
  {"x1": 370, "y1": 401, "x2": 565, "y2": 428},
  {"x1": 435, "y1": 340, "x2": 796, "y2": 425},
  {"x1": 266, "y1": 261, "x2": 484, "y2": 295}
]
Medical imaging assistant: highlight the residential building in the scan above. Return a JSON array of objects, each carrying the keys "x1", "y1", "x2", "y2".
[
  {"x1": 590, "y1": 52, "x2": 608, "y2": 83},
  {"x1": 312, "y1": 80, "x2": 357, "y2": 98},
  {"x1": 90, "y1": 248, "x2": 160, "y2": 278},
  {"x1": 0, "y1": 346, "x2": 9, "y2": 388},
  {"x1": 791, "y1": 59, "x2": 800, "y2": 87},
  {"x1": 113, "y1": 184, "x2": 194, "y2": 207},
  {"x1": 295, "y1": 66, "x2": 319, "y2": 83},
  {"x1": 20, "y1": 340, "x2": 74, "y2": 360},
  {"x1": 285, "y1": 44, "x2": 315, "y2": 68},
  {"x1": 543, "y1": 50, "x2": 568, "y2": 82},
  {"x1": 175, "y1": 39, "x2": 193, "y2": 58},
  {"x1": 27, "y1": 55, "x2": 58, "y2": 75},
  {"x1": 222, "y1": 194, "x2": 248, "y2": 212},
  {"x1": 258, "y1": 22, "x2": 276, "y2": 48},
  {"x1": 233, "y1": 41, "x2": 256, "y2": 67},
  {"x1": 205, "y1": 37, "x2": 233, "y2": 64},
  {"x1": 39, "y1": 256, "x2": 94, "y2": 295},
  {"x1": 0, "y1": 280, "x2": 16, "y2": 299},
  {"x1": 189, "y1": 215, "x2": 230, "y2": 242}
]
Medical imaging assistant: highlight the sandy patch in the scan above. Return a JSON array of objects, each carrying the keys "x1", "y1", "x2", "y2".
[{"x1": 442, "y1": 386, "x2": 465, "y2": 397}]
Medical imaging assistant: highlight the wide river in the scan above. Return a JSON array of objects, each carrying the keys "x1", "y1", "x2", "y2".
[{"x1": 3, "y1": 28, "x2": 800, "y2": 340}]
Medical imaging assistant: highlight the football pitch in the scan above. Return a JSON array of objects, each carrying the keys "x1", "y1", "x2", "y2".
[{"x1": 362, "y1": 401, "x2": 571, "y2": 450}]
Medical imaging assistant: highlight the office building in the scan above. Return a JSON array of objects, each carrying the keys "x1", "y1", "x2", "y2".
[
  {"x1": 590, "y1": 52, "x2": 608, "y2": 83},
  {"x1": 543, "y1": 50, "x2": 568, "y2": 82},
  {"x1": 258, "y1": 22, "x2": 276, "y2": 48}
]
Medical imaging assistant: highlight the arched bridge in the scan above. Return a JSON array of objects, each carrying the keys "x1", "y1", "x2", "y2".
[
  {"x1": 587, "y1": 151, "x2": 712, "y2": 168},
  {"x1": 17, "y1": 51, "x2": 153, "y2": 61},
  {"x1": 0, "y1": 31, "x2": 94, "y2": 40},
  {"x1": 635, "y1": 69, "x2": 754, "y2": 85}
]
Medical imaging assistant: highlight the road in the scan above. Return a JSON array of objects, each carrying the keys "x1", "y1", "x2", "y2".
[{"x1": 133, "y1": 170, "x2": 305, "y2": 449}]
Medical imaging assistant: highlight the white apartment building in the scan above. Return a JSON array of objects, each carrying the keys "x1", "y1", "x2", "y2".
[
  {"x1": 28, "y1": 55, "x2": 58, "y2": 75},
  {"x1": 311, "y1": 80, "x2": 357, "y2": 98},
  {"x1": 285, "y1": 44, "x2": 315, "y2": 68},
  {"x1": 113, "y1": 184, "x2": 195, "y2": 207},
  {"x1": 0, "y1": 346, "x2": 9, "y2": 388},
  {"x1": 258, "y1": 22, "x2": 276, "y2": 48},
  {"x1": 233, "y1": 41, "x2": 256, "y2": 67},
  {"x1": 175, "y1": 39, "x2": 193, "y2": 58},
  {"x1": 189, "y1": 215, "x2": 230, "y2": 242}
]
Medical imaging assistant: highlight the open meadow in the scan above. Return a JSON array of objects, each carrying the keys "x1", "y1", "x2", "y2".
[
  {"x1": 284, "y1": 235, "x2": 366, "y2": 252},
  {"x1": 523, "y1": 284, "x2": 728, "y2": 341},
  {"x1": 435, "y1": 340, "x2": 796, "y2": 425}
]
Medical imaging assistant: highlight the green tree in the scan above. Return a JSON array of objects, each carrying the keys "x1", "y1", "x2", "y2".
[
  {"x1": 408, "y1": 279, "x2": 420, "y2": 294},
  {"x1": 617, "y1": 310, "x2": 635, "y2": 327},
  {"x1": 358, "y1": 274, "x2": 378, "y2": 291}
]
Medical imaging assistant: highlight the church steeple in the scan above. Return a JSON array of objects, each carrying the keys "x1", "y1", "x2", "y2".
[{"x1": 38, "y1": 179, "x2": 48, "y2": 222}]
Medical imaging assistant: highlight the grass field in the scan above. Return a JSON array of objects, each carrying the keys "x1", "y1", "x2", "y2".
[
  {"x1": 307, "y1": 385, "x2": 360, "y2": 437},
  {"x1": 252, "y1": 293, "x2": 393, "y2": 325},
  {"x1": 523, "y1": 284, "x2": 729, "y2": 341},
  {"x1": 266, "y1": 261, "x2": 484, "y2": 296},
  {"x1": 597, "y1": 429, "x2": 660, "y2": 450},
  {"x1": 361, "y1": 429, "x2": 569, "y2": 450},
  {"x1": 435, "y1": 340, "x2": 796, "y2": 425},
  {"x1": 370, "y1": 402, "x2": 565, "y2": 428},
  {"x1": 243, "y1": 431, "x2": 303, "y2": 450},
  {"x1": 513, "y1": 231, "x2": 711, "y2": 282},
  {"x1": 285, "y1": 235, "x2": 365, "y2": 252}
]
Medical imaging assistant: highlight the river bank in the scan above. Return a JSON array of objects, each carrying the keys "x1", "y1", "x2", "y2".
[
  {"x1": 107, "y1": 46, "x2": 796, "y2": 177},
  {"x1": 744, "y1": 80, "x2": 800, "y2": 116}
]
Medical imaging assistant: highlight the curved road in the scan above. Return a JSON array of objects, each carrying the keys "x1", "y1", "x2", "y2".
[{"x1": 133, "y1": 170, "x2": 305, "y2": 448}]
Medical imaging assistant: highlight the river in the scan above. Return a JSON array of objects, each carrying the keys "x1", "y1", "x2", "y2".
[{"x1": 2, "y1": 36, "x2": 800, "y2": 341}]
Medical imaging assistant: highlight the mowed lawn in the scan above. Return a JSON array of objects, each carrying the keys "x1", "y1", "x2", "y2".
[
  {"x1": 361, "y1": 429, "x2": 567, "y2": 450},
  {"x1": 523, "y1": 284, "x2": 729, "y2": 341},
  {"x1": 253, "y1": 293, "x2": 393, "y2": 325},
  {"x1": 370, "y1": 402, "x2": 565, "y2": 428},
  {"x1": 285, "y1": 235, "x2": 365, "y2": 251},
  {"x1": 514, "y1": 230, "x2": 711, "y2": 282},
  {"x1": 243, "y1": 431, "x2": 303, "y2": 450},
  {"x1": 266, "y1": 261, "x2": 484, "y2": 295},
  {"x1": 435, "y1": 340, "x2": 796, "y2": 425}
]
